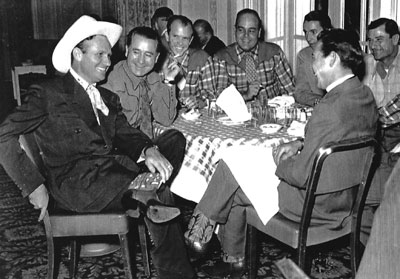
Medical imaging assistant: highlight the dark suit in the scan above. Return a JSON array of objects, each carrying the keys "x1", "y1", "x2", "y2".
[
  {"x1": 0, "y1": 73, "x2": 194, "y2": 278},
  {"x1": 203, "y1": 35, "x2": 226, "y2": 56}
]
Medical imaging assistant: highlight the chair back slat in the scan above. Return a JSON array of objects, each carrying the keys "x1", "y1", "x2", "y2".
[{"x1": 297, "y1": 136, "x2": 377, "y2": 269}]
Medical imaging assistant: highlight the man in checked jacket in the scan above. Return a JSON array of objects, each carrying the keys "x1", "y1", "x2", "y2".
[{"x1": 214, "y1": 8, "x2": 295, "y2": 102}]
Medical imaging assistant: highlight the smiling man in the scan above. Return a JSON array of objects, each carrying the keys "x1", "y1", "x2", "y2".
[
  {"x1": 214, "y1": 8, "x2": 295, "y2": 102},
  {"x1": 103, "y1": 26, "x2": 180, "y2": 138},
  {"x1": 294, "y1": 10, "x2": 333, "y2": 106},
  {"x1": 0, "y1": 17, "x2": 194, "y2": 279},
  {"x1": 165, "y1": 15, "x2": 218, "y2": 110},
  {"x1": 362, "y1": 18, "x2": 400, "y2": 242}
]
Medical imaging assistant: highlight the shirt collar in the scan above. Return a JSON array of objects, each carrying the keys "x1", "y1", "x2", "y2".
[
  {"x1": 70, "y1": 68, "x2": 93, "y2": 91},
  {"x1": 122, "y1": 60, "x2": 144, "y2": 89},
  {"x1": 326, "y1": 74, "x2": 354, "y2": 92},
  {"x1": 236, "y1": 43, "x2": 258, "y2": 63}
]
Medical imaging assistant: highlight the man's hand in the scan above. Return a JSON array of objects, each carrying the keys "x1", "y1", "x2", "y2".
[
  {"x1": 28, "y1": 184, "x2": 49, "y2": 222},
  {"x1": 144, "y1": 147, "x2": 173, "y2": 183},
  {"x1": 162, "y1": 59, "x2": 180, "y2": 81},
  {"x1": 182, "y1": 96, "x2": 198, "y2": 110},
  {"x1": 273, "y1": 140, "x2": 303, "y2": 165},
  {"x1": 244, "y1": 81, "x2": 261, "y2": 101}
]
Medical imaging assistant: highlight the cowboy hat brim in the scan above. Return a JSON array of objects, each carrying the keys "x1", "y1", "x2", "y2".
[{"x1": 52, "y1": 15, "x2": 122, "y2": 74}]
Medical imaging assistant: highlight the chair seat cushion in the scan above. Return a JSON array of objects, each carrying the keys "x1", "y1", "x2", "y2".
[
  {"x1": 246, "y1": 209, "x2": 351, "y2": 248},
  {"x1": 49, "y1": 212, "x2": 129, "y2": 237}
]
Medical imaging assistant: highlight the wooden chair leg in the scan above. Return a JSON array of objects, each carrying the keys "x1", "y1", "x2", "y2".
[
  {"x1": 44, "y1": 211, "x2": 55, "y2": 279},
  {"x1": 247, "y1": 225, "x2": 258, "y2": 279},
  {"x1": 119, "y1": 233, "x2": 134, "y2": 279},
  {"x1": 138, "y1": 222, "x2": 151, "y2": 277},
  {"x1": 69, "y1": 239, "x2": 78, "y2": 278}
]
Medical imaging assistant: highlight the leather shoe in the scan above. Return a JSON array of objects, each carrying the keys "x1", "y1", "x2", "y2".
[{"x1": 202, "y1": 259, "x2": 246, "y2": 279}]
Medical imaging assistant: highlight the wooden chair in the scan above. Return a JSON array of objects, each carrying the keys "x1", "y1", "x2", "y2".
[
  {"x1": 19, "y1": 134, "x2": 151, "y2": 279},
  {"x1": 246, "y1": 136, "x2": 377, "y2": 278}
]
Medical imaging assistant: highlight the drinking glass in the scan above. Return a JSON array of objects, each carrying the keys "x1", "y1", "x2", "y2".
[{"x1": 284, "y1": 107, "x2": 296, "y2": 127}]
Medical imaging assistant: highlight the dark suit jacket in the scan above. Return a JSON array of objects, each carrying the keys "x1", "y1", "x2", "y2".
[
  {"x1": 0, "y1": 73, "x2": 153, "y2": 212},
  {"x1": 203, "y1": 35, "x2": 226, "y2": 56},
  {"x1": 276, "y1": 77, "x2": 378, "y2": 228}
]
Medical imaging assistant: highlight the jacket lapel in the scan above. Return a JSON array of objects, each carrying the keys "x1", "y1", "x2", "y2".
[{"x1": 62, "y1": 73, "x2": 102, "y2": 133}]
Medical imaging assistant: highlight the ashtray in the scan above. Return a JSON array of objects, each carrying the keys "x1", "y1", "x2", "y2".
[
  {"x1": 259, "y1": 123, "x2": 282, "y2": 134},
  {"x1": 182, "y1": 109, "x2": 201, "y2": 121}
]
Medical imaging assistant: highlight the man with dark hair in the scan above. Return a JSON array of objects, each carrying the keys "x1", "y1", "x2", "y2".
[
  {"x1": 192, "y1": 19, "x2": 226, "y2": 56},
  {"x1": 102, "y1": 26, "x2": 194, "y2": 278},
  {"x1": 362, "y1": 18, "x2": 400, "y2": 243},
  {"x1": 294, "y1": 10, "x2": 333, "y2": 106},
  {"x1": 0, "y1": 16, "x2": 194, "y2": 279},
  {"x1": 103, "y1": 26, "x2": 180, "y2": 138},
  {"x1": 151, "y1": 7, "x2": 174, "y2": 71},
  {"x1": 185, "y1": 29, "x2": 377, "y2": 278},
  {"x1": 165, "y1": 15, "x2": 218, "y2": 110},
  {"x1": 214, "y1": 8, "x2": 295, "y2": 102}
]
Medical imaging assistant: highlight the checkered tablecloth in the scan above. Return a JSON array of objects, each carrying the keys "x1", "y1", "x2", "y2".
[{"x1": 154, "y1": 112, "x2": 297, "y2": 202}]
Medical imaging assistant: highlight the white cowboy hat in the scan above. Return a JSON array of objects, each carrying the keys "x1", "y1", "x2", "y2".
[{"x1": 52, "y1": 15, "x2": 122, "y2": 74}]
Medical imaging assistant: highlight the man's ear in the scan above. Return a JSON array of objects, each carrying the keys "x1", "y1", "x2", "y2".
[
  {"x1": 155, "y1": 53, "x2": 160, "y2": 63},
  {"x1": 392, "y1": 34, "x2": 399, "y2": 46},
  {"x1": 165, "y1": 32, "x2": 170, "y2": 42},
  {"x1": 72, "y1": 47, "x2": 83, "y2": 62},
  {"x1": 125, "y1": 45, "x2": 129, "y2": 57},
  {"x1": 329, "y1": 51, "x2": 338, "y2": 68}
]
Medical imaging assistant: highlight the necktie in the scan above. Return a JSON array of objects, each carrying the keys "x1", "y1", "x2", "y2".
[
  {"x1": 86, "y1": 85, "x2": 109, "y2": 125},
  {"x1": 138, "y1": 79, "x2": 154, "y2": 138},
  {"x1": 245, "y1": 53, "x2": 258, "y2": 83}
]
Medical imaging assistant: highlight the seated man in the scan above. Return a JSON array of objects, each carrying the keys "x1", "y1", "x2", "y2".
[
  {"x1": 103, "y1": 26, "x2": 180, "y2": 139},
  {"x1": 151, "y1": 6, "x2": 174, "y2": 72},
  {"x1": 294, "y1": 10, "x2": 332, "y2": 106},
  {"x1": 214, "y1": 9, "x2": 295, "y2": 102},
  {"x1": 192, "y1": 19, "x2": 226, "y2": 56},
  {"x1": 184, "y1": 29, "x2": 378, "y2": 278},
  {"x1": 363, "y1": 18, "x2": 400, "y2": 214},
  {"x1": 0, "y1": 16, "x2": 194, "y2": 279},
  {"x1": 165, "y1": 15, "x2": 218, "y2": 110}
]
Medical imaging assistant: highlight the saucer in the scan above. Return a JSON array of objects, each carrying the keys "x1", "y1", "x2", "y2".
[{"x1": 259, "y1": 123, "x2": 282, "y2": 134}]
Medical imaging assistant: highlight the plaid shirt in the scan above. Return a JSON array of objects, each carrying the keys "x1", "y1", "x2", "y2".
[
  {"x1": 214, "y1": 42, "x2": 295, "y2": 99},
  {"x1": 171, "y1": 48, "x2": 218, "y2": 102},
  {"x1": 364, "y1": 52, "x2": 400, "y2": 127},
  {"x1": 379, "y1": 96, "x2": 400, "y2": 127}
]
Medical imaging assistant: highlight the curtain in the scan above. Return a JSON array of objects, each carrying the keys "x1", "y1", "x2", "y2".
[{"x1": 116, "y1": 0, "x2": 167, "y2": 48}]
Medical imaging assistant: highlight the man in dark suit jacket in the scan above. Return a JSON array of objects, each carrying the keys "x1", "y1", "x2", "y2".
[
  {"x1": 192, "y1": 19, "x2": 226, "y2": 56},
  {"x1": 184, "y1": 29, "x2": 378, "y2": 278},
  {"x1": 0, "y1": 16, "x2": 194, "y2": 279}
]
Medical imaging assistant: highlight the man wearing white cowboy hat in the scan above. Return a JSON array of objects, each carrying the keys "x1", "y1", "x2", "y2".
[{"x1": 0, "y1": 15, "x2": 194, "y2": 279}]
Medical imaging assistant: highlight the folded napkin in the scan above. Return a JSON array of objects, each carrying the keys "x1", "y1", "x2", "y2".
[
  {"x1": 217, "y1": 145, "x2": 280, "y2": 225},
  {"x1": 268, "y1": 95, "x2": 295, "y2": 107},
  {"x1": 287, "y1": 120, "x2": 306, "y2": 137},
  {"x1": 216, "y1": 84, "x2": 251, "y2": 122}
]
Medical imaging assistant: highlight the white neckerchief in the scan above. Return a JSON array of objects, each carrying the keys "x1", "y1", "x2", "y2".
[
  {"x1": 70, "y1": 68, "x2": 109, "y2": 125},
  {"x1": 326, "y1": 74, "x2": 354, "y2": 92}
]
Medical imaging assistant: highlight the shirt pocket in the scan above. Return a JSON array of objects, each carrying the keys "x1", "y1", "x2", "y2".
[{"x1": 117, "y1": 92, "x2": 139, "y2": 126}]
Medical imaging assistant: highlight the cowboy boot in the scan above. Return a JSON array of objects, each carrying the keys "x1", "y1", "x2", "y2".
[
  {"x1": 123, "y1": 173, "x2": 180, "y2": 223},
  {"x1": 184, "y1": 209, "x2": 216, "y2": 255}
]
